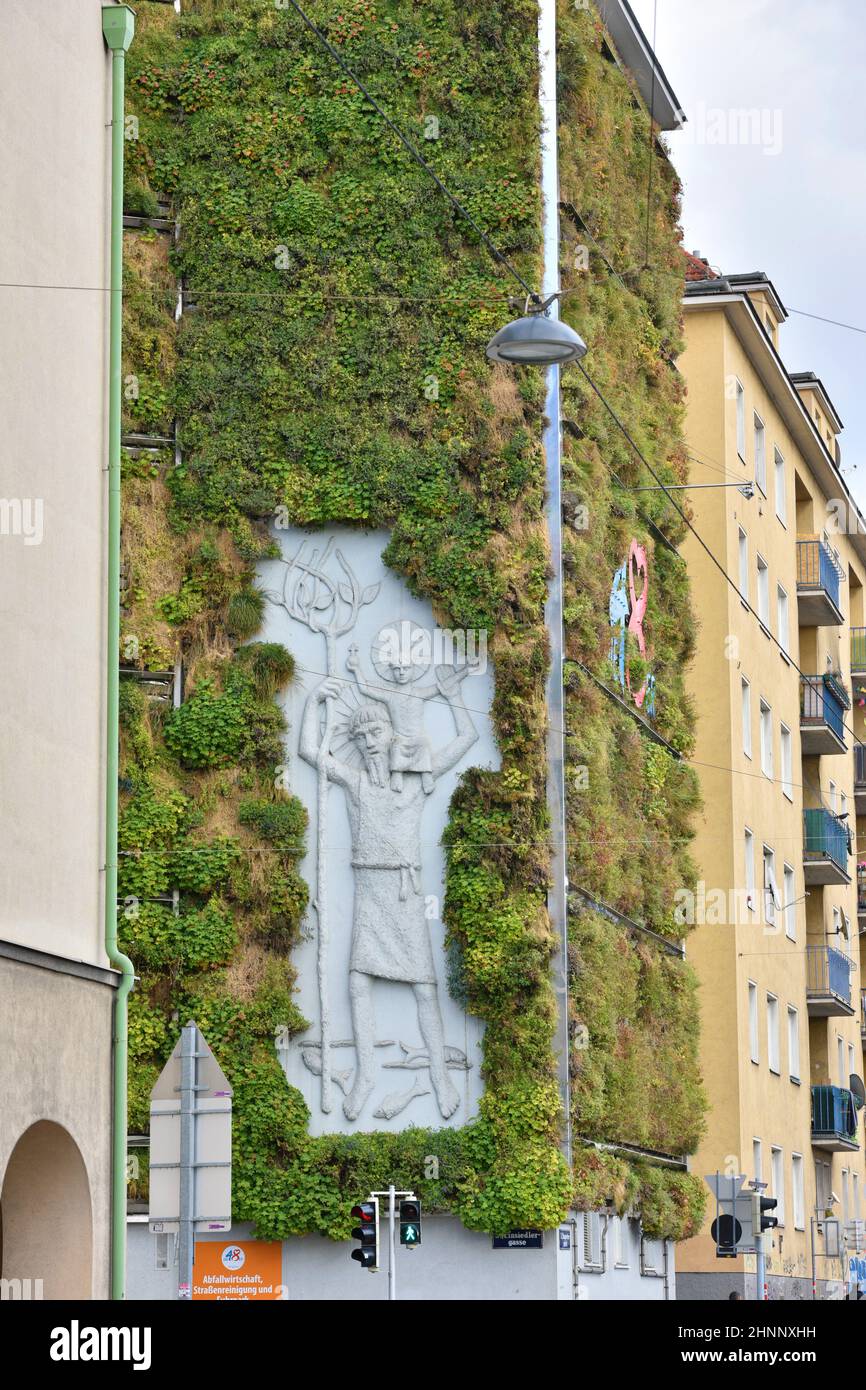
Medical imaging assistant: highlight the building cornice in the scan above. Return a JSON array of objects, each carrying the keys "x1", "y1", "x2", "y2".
[
  {"x1": 597, "y1": 0, "x2": 685, "y2": 131},
  {"x1": 0, "y1": 936, "x2": 121, "y2": 988}
]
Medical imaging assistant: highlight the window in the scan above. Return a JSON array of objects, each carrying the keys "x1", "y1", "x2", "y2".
[
  {"x1": 614, "y1": 1216, "x2": 629, "y2": 1269},
  {"x1": 580, "y1": 1213, "x2": 603, "y2": 1270},
  {"x1": 849, "y1": 1041, "x2": 856, "y2": 1082},
  {"x1": 760, "y1": 700, "x2": 773, "y2": 778},
  {"x1": 736, "y1": 380, "x2": 746, "y2": 459},
  {"x1": 841, "y1": 791, "x2": 848, "y2": 822},
  {"x1": 155, "y1": 1233, "x2": 172, "y2": 1271},
  {"x1": 775, "y1": 448, "x2": 786, "y2": 524},
  {"x1": 855, "y1": 1173, "x2": 862, "y2": 1223},
  {"x1": 742, "y1": 678, "x2": 752, "y2": 758},
  {"x1": 787, "y1": 1005, "x2": 800, "y2": 1080},
  {"x1": 767, "y1": 994, "x2": 780, "y2": 1073},
  {"x1": 738, "y1": 528, "x2": 749, "y2": 601},
  {"x1": 843, "y1": 1170, "x2": 850, "y2": 1227},
  {"x1": 780, "y1": 725, "x2": 793, "y2": 801},
  {"x1": 784, "y1": 863, "x2": 796, "y2": 941},
  {"x1": 792, "y1": 1154, "x2": 805, "y2": 1230},
  {"x1": 754, "y1": 414, "x2": 766, "y2": 492},
  {"x1": 749, "y1": 982, "x2": 759, "y2": 1063},
  {"x1": 745, "y1": 829, "x2": 756, "y2": 912},
  {"x1": 757, "y1": 555, "x2": 770, "y2": 627},
  {"x1": 838, "y1": 1035, "x2": 846, "y2": 1089},
  {"x1": 763, "y1": 848, "x2": 779, "y2": 929},
  {"x1": 816, "y1": 1159, "x2": 832, "y2": 1217},
  {"x1": 777, "y1": 585, "x2": 789, "y2": 654},
  {"x1": 829, "y1": 780, "x2": 837, "y2": 813},
  {"x1": 753, "y1": 1138, "x2": 763, "y2": 1185},
  {"x1": 843, "y1": 911, "x2": 851, "y2": 943},
  {"x1": 771, "y1": 1147, "x2": 785, "y2": 1226}
]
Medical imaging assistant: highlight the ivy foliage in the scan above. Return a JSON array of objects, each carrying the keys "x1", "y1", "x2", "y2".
[{"x1": 122, "y1": 0, "x2": 704, "y2": 1241}]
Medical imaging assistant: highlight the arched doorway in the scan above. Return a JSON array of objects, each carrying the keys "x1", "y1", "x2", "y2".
[{"x1": 0, "y1": 1120, "x2": 93, "y2": 1299}]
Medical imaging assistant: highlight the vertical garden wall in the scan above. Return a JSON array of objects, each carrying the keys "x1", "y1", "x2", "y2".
[{"x1": 121, "y1": 0, "x2": 705, "y2": 1241}]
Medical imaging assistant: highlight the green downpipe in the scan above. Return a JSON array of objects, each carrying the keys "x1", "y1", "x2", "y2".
[{"x1": 102, "y1": 3, "x2": 136, "y2": 1302}]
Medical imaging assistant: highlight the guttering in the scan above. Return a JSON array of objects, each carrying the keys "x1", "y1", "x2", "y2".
[
  {"x1": 539, "y1": 0, "x2": 571, "y2": 1169},
  {"x1": 102, "y1": 2, "x2": 136, "y2": 1302},
  {"x1": 683, "y1": 287, "x2": 866, "y2": 568}
]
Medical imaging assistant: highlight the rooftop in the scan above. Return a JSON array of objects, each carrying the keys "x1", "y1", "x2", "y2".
[{"x1": 597, "y1": 0, "x2": 685, "y2": 131}]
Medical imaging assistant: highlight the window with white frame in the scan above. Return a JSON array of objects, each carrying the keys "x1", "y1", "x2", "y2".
[
  {"x1": 745, "y1": 828, "x2": 756, "y2": 912},
  {"x1": 771, "y1": 1146, "x2": 785, "y2": 1225},
  {"x1": 780, "y1": 725, "x2": 793, "y2": 800},
  {"x1": 838, "y1": 1034, "x2": 846, "y2": 1088},
  {"x1": 754, "y1": 414, "x2": 766, "y2": 492},
  {"x1": 763, "y1": 847, "x2": 779, "y2": 929},
  {"x1": 767, "y1": 993, "x2": 780, "y2": 1073},
  {"x1": 829, "y1": 780, "x2": 837, "y2": 812},
  {"x1": 736, "y1": 380, "x2": 746, "y2": 459},
  {"x1": 833, "y1": 905, "x2": 842, "y2": 940},
  {"x1": 757, "y1": 555, "x2": 770, "y2": 626},
  {"x1": 580, "y1": 1212, "x2": 603, "y2": 1270},
  {"x1": 787, "y1": 1004, "x2": 800, "y2": 1080},
  {"x1": 843, "y1": 1169, "x2": 850, "y2": 1227},
  {"x1": 775, "y1": 448, "x2": 786, "y2": 523},
  {"x1": 749, "y1": 982, "x2": 759, "y2": 1063},
  {"x1": 855, "y1": 1173, "x2": 861, "y2": 1223},
  {"x1": 849, "y1": 1041, "x2": 856, "y2": 1081},
  {"x1": 792, "y1": 1154, "x2": 804, "y2": 1230},
  {"x1": 777, "y1": 585, "x2": 789, "y2": 654},
  {"x1": 614, "y1": 1215, "x2": 629, "y2": 1269},
  {"x1": 841, "y1": 791, "x2": 848, "y2": 821},
  {"x1": 742, "y1": 678, "x2": 752, "y2": 758},
  {"x1": 760, "y1": 700, "x2": 773, "y2": 778},
  {"x1": 739, "y1": 528, "x2": 749, "y2": 600},
  {"x1": 783, "y1": 863, "x2": 796, "y2": 941},
  {"x1": 753, "y1": 1137, "x2": 763, "y2": 1184}
]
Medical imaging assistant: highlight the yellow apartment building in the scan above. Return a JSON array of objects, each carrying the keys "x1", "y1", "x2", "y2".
[{"x1": 676, "y1": 260, "x2": 866, "y2": 1300}]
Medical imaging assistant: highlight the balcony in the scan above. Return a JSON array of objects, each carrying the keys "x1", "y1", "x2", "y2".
[
  {"x1": 805, "y1": 944, "x2": 854, "y2": 1016},
  {"x1": 796, "y1": 538, "x2": 843, "y2": 626},
  {"x1": 803, "y1": 807, "x2": 851, "y2": 885},
  {"x1": 800, "y1": 676, "x2": 847, "y2": 755},
  {"x1": 811, "y1": 1085, "x2": 860, "y2": 1151},
  {"x1": 853, "y1": 628, "x2": 866, "y2": 678},
  {"x1": 856, "y1": 746, "x2": 866, "y2": 817}
]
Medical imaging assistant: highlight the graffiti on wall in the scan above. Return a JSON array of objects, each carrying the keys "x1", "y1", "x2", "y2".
[{"x1": 609, "y1": 540, "x2": 656, "y2": 717}]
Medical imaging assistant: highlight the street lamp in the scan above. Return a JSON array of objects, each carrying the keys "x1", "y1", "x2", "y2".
[{"x1": 486, "y1": 295, "x2": 587, "y2": 366}]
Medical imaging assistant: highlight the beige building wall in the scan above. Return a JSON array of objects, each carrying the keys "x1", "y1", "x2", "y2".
[
  {"x1": 0, "y1": 0, "x2": 111, "y2": 967},
  {"x1": 678, "y1": 282, "x2": 866, "y2": 1299},
  {"x1": 0, "y1": 0, "x2": 117, "y2": 1300}
]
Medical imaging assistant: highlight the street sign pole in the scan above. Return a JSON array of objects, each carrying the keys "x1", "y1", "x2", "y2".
[
  {"x1": 178, "y1": 1021, "x2": 196, "y2": 1301},
  {"x1": 755, "y1": 1230, "x2": 766, "y2": 1302}
]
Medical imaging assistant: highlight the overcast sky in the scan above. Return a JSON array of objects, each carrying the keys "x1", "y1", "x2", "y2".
[{"x1": 629, "y1": 0, "x2": 866, "y2": 508}]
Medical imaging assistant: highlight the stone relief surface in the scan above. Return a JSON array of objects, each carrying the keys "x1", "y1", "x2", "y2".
[{"x1": 259, "y1": 528, "x2": 496, "y2": 1134}]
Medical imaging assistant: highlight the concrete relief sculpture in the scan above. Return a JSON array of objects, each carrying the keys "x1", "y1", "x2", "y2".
[{"x1": 260, "y1": 529, "x2": 494, "y2": 1134}]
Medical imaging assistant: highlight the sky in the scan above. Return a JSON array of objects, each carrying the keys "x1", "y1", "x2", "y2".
[{"x1": 629, "y1": 0, "x2": 866, "y2": 509}]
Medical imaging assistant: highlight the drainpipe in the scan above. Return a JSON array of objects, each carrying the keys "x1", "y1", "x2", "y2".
[
  {"x1": 102, "y1": 3, "x2": 136, "y2": 1301},
  {"x1": 538, "y1": 0, "x2": 572, "y2": 1165}
]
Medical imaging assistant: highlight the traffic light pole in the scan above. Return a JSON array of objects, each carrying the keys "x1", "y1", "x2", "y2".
[
  {"x1": 388, "y1": 1185, "x2": 397, "y2": 1302},
  {"x1": 755, "y1": 1233, "x2": 766, "y2": 1302}
]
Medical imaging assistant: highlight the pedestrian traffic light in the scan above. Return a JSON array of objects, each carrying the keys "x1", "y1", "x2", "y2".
[
  {"x1": 752, "y1": 1193, "x2": 779, "y2": 1233},
  {"x1": 350, "y1": 1199, "x2": 379, "y2": 1271},
  {"x1": 400, "y1": 1198, "x2": 421, "y2": 1247}
]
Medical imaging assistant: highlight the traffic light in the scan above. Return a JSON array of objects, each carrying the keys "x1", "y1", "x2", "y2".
[
  {"x1": 350, "y1": 1199, "x2": 379, "y2": 1271},
  {"x1": 752, "y1": 1193, "x2": 779, "y2": 1233},
  {"x1": 399, "y1": 1198, "x2": 421, "y2": 1247}
]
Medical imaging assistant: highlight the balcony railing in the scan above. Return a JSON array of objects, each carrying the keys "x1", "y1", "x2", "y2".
[
  {"x1": 797, "y1": 538, "x2": 841, "y2": 610},
  {"x1": 853, "y1": 628, "x2": 866, "y2": 675},
  {"x1": 801, "y1": 676, "x2": 846, "y2": 744},
  {"x1": 804, "y1": 807, "x2": 850, "y2": 874},
  {"x1": 811, "y1": 1085, "x2": 859, "y2": 1149},
  {"x1": 805, "y1": 944, "x2": 853, "y2": 1010}
]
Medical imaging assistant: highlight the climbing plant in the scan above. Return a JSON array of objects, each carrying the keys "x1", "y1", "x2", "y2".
[{"x1": 121, "y1": 0, "x2": 705, "y2": 1243}]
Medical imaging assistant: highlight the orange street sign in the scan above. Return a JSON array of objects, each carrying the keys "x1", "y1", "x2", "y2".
[{"x1": 192, "y1": 1240, "x2": 283, "y2": 1300}]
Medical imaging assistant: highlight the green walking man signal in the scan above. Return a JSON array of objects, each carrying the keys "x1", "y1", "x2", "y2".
[{"x1": 400, "y1": 1199, "x2": 422, "y2": 1247}]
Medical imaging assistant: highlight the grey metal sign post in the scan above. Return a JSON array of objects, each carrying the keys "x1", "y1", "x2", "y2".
[{"x1": 149, "y1": 1020, "x2": 233, "y2": 1300}]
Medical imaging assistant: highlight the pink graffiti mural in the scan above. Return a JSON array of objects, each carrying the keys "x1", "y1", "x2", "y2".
[{"x1": 609, "y1": 540, "x2": 655, "y2": 716}]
